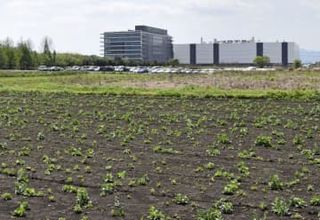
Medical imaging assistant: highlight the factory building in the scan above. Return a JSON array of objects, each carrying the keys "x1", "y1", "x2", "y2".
[
  {"x1": 174, "y1": 40, "x2": 300, "y2": 66},
  {"x1": 101, "y1": 25, "x2": 173, "y2": 63}
]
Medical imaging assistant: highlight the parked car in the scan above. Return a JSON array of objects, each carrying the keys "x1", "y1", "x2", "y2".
[
  {"x1": 87, "y1": 66, "x2": 97, "y2": 71},
  {"x1": 100, "y1": 66, "x2": 115, "y2": 72},
  {"x1": 93, "y1": 66, "x2": 100, "y2": 71},
  {"x1": 132, "y1": 67, "x2": 148, "y2": 73},
  {"x1": 38, "y1": 65, "x2": 48, "y2": 71},
  {"x1": 71, "y1": 66, "x2": 81, "y2": 71},
  {"x1": 49, "y1": 66, "x2": 64, "y2": 71}
]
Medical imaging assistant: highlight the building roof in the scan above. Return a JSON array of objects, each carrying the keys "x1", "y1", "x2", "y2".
[{"x1": 135, "y1": 25, "x2": 168, "y2": 35}]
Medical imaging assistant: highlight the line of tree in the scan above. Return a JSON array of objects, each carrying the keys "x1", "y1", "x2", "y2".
[
  {"x1": 0, "y1": 38, "x2": 35, "y2": 70},
  {"x1": 0, "y1": 37, "x2": 111, "y2": 70},
  {"x1": 0, "y1": 37, "x2": 180, "y2": 70},
  {"x1": 0, "y1": 37, "x2": 56, "y2": 70}
]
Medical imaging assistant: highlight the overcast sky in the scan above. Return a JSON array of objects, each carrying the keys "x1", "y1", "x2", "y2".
[{"x1": 0, "y1": 0, "x2": 319, "y2": 55}]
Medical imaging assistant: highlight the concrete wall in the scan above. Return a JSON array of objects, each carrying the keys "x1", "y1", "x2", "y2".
[
  {"x1": 173, "y1": 44, "x2": 190, "y2": 64},
  {"x1": 263, "y1": 43, "x2": 282, "y2": 64},
  {"x1": 220, "y1": 42, "x2": 256, "y2": 64},
  {"x1": 196, "y1": 44, "x2": 213, "y2": 64},
  {"x1": 288, "y1": 42, "x2": 300, "y2": 63},
  {"x1": 173, "y1": 42, "x2": 300, "y2": 65}
]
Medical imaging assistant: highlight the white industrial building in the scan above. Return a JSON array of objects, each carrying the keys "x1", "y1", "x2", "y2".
[{"x1": 174, "y1": 39, "x2": 300, "y2": 66}]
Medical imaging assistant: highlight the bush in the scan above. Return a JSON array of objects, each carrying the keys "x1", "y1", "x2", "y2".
[
  {"x1": 293, "y1": 59, "x2": 302, "y2": 69},
  {"x1": 255, "y1": 135, "x2": 272, "y2": 148},
  {"x1": 13, "y1": 201, "x2": 29, "y2": 217},
  {"x1": 174, "y1": 193, "x2": 190, "y2": 205},
  {"x1": 214, "y1": 199, "x2": 234, "y2": 214},
  {"x1": 216, "y1": 133, "x2": 231, "y2": 144},
  {"x1": 223, "y1": 180, "x2": 240, "y2": 195},
  {"x1": 254, "y1": 56, "x2": 270, "y2": 68},
  {"x1": 147, "y1": 206, "x2": 168, "y2": 220},
  {"x1": 272, "y1": 197, "x2": 290, "y2": 216},
  {"x1": 310, "y1": 195, "x2": 320, "y2": 206},
  {"x1": 289, "y1": 197, "x2": 306, "y2": 208},
  {"x1": 76, "y1": 188, "x2": 90, "y2": 208},
  {"x1": 268, "y1": 175, "x2": 284, "y2": 190},
  {"x1": 74, "y1": 188, "x2": 92, "y2": 214},
  {"x1": 197, "y1": 207, "x2": 223, "y2": 220},
  {"x1": 1, "y1": 193, "x2": 13, "y2": 201}
]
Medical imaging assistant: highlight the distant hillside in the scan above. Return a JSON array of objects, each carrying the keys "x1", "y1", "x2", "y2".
[{"x1": 300, "y1": 49, "x2": 320, "y2": 64}]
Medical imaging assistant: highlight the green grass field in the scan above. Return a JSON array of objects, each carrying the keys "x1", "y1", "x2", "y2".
[{"x1": 0, "y1": 70, "x2": 320, "y2": 99}]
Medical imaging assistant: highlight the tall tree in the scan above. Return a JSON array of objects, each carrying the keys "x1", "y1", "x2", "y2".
[
  {"x1": 53, "y1": 50, "x2": 57, "y2": 65},
  {"x1": 18, "y1": 41, "x2": 33, "y2": 70},
  {"x1": 0, "y1": 45, "x2": 8, "y2": 69},
  {"x1": 42, "y1": 36, "x2": 53, "y2": 66},
  {"x1": 3, "y1": 37, "x2": 17, "y2": 69},
  {"x1": 32, "y1": 51, "x2": 40, "y2": 68}
]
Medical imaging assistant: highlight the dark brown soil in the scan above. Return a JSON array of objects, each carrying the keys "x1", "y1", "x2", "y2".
[{"x1": 1, "y1": 92, "x2": 320, "y2": 219}]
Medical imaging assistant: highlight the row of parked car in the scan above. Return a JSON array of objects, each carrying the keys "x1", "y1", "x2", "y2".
[
  {"x1": 38, "y1": 65, "x2": 275, "y2": 74},
  {"x1": 38, "y1": 65, "x2": 216, "y2": 73}
]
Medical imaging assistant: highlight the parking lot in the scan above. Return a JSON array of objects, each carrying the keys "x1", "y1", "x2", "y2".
[{"x1": 38, "y1": 65, "x2": 278, "y2": 74}]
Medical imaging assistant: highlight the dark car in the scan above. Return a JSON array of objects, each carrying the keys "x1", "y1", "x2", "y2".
[{"x1": 100, "y1": 66, "x2": 115, "y2": 72}]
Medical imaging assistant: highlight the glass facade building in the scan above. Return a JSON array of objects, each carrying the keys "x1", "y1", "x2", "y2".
[{"x1": 102, "y1": 25, "x2": 173, "y2": 63}]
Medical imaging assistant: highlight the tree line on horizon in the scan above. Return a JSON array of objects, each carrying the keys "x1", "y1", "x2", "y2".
[
  {"x1": 0, "y1": 37, "x2": 113, "y2": 70},
  {"x1": 0, "y1": 37, "x2": 179, "y2": 70}
]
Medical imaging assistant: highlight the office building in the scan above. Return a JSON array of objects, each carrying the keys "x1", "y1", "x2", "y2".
[{"x1": 102, "y1": 25, "x2": 173, "y2": 63}]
